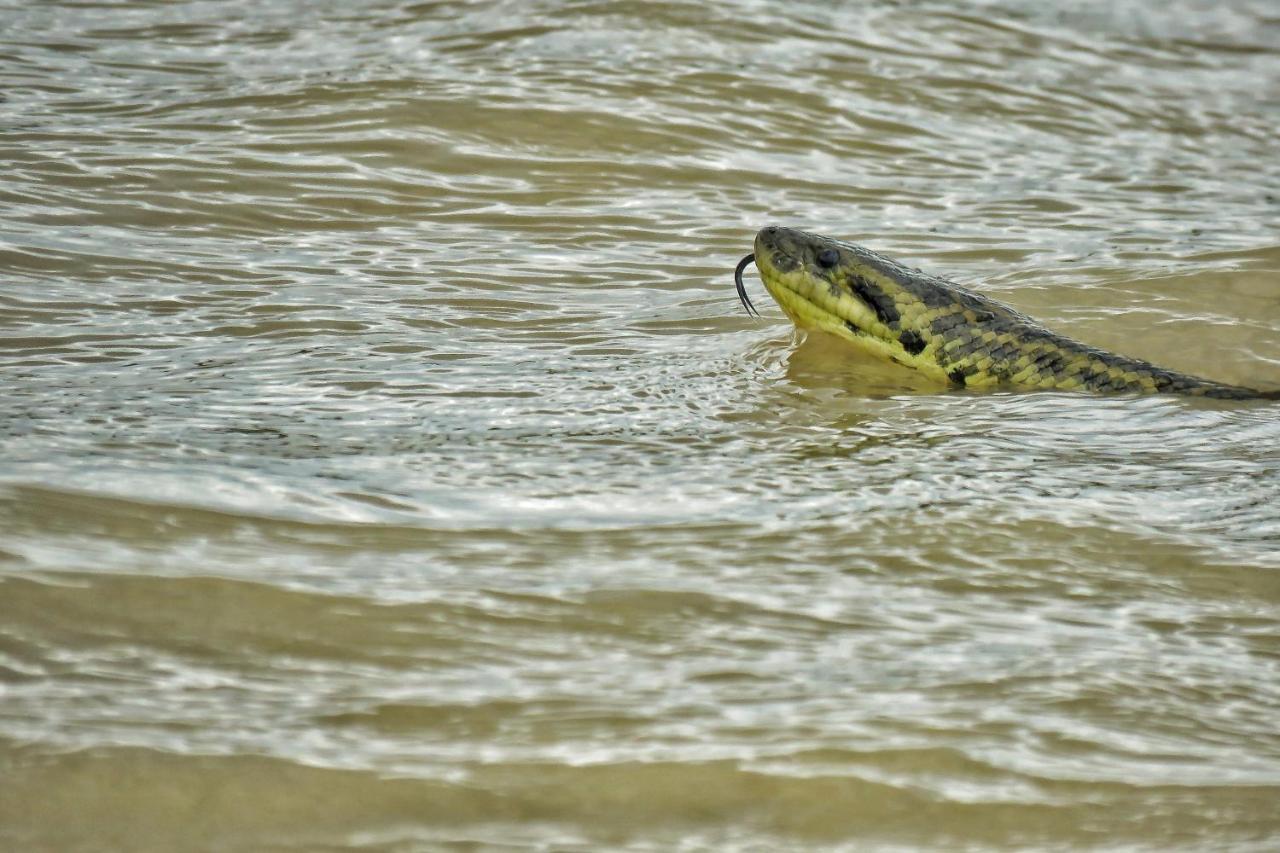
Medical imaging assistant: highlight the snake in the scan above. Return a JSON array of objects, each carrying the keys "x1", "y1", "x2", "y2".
[{"x1": 735, "y1": 225, "x2": 1278, "y2": 399}]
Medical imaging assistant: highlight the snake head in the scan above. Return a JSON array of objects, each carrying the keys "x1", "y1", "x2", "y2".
[
  {"x1": 748, "y1": 226, "x2": 981, "y2": 385},
  {"x1": 753, "y1": 226, "x2": 902, "y2": 333}
]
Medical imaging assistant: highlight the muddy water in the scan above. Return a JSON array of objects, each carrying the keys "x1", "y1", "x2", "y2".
[{"x1": 3, "y1": 0, "x2": 1280, "y2": 849}]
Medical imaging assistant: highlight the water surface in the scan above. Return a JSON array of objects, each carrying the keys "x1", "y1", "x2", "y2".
[{"x1": 3, "y1": 0, "x2": 1280, "y2": 849}]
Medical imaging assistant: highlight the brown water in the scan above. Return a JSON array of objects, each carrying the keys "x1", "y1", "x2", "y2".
[{"x1": 3, "y1": 1, "x2": 1280, "y2": 850}]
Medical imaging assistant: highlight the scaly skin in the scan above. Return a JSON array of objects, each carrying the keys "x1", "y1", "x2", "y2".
[{"x1": 747, "y1": 225, "x2": 1276, "y2": 398}]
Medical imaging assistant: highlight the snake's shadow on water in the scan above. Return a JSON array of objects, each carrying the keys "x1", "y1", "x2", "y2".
[
  {"x1": 742, "y1": 325, "x2": 1012, "y2": 399},
  {"x1": 762, "y1": 330, "x2": 1269, "y2": 406},
  {"x1": 760, "y1": 327, "x2": 945, "y2": 397}
]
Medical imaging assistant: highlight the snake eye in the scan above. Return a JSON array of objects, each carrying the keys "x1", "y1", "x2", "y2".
[{"x1": 816, "y1": 248, "x2": 839, "y2": 268}]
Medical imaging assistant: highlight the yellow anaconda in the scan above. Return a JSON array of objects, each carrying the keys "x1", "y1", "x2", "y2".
[{"x1": 736, "y1": 226, "x2": 1278, "y2": 399}]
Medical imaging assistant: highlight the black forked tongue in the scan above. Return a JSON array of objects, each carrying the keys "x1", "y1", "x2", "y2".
[{"x1": 734, "y1": 253, "x2": 760, "y2": 317}]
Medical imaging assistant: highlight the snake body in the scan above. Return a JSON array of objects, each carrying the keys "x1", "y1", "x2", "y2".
[{"x1": 738, "y1": 226, "x2": 1277, "y2": 399}]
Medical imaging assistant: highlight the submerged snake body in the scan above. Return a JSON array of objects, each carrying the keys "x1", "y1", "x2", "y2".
[{"x1": 741, "y1": 226, "x2": 1277, "y2": 399}]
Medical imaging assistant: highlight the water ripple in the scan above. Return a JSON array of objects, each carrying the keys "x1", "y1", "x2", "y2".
[{"x1": 3, "y1": 0, "x2": 1280, "y2": 849}]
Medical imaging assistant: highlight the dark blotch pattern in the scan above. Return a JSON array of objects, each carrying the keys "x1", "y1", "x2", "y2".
[
  {"x1": 1078, "y1": 366, "x2": 1106, "y2": 388},
  {"x1": 847, "y1": 276, "x2": 900, "y2": 327},
  {"x1": 898, "y1": 329, "x2": 926, "y2": 355},
  {"x1": 913, "y1": 275, "x2": 961, "y2": 308},
  {"x1": 988, "y1": 340, "x2": 1021, "y2": 365},
  {"x1": 930, "y1": 311, "x2": 965, "y2": 336}
]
